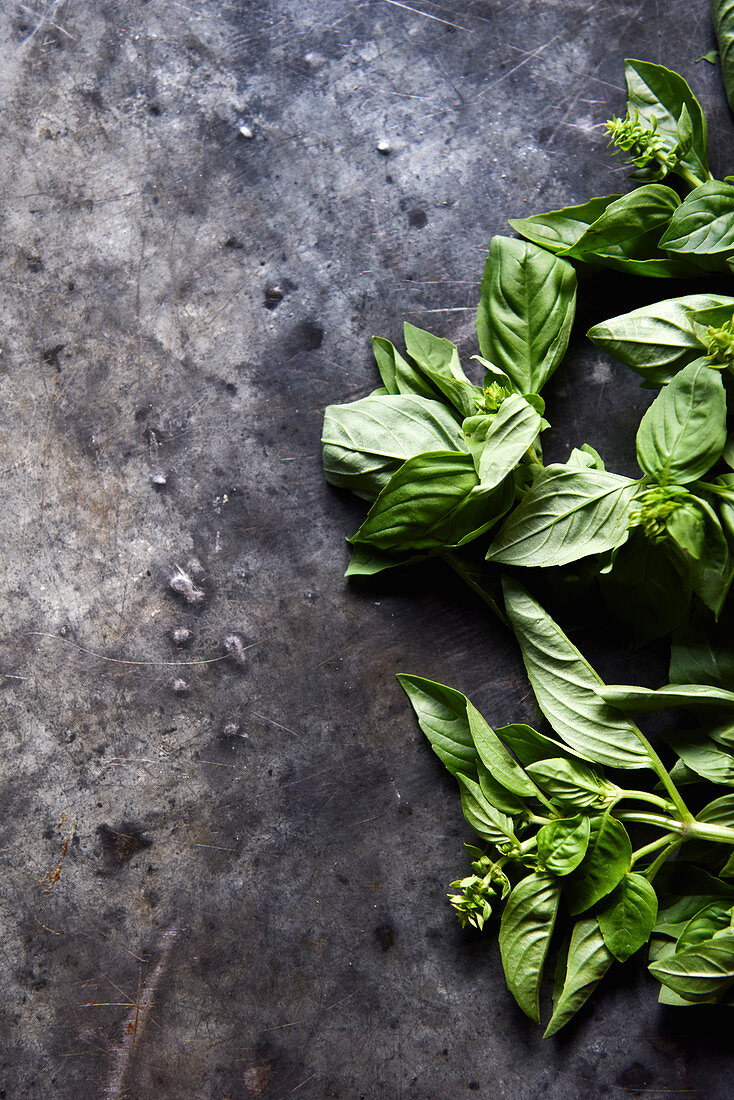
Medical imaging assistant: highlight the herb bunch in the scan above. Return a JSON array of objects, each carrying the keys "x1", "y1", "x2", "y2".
[{"x1": 322, "y1": 40, "x2": 734, "y2": 1034}]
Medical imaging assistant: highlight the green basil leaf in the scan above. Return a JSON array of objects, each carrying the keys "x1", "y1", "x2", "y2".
[
  {"x1": 676, "y1": 901, "x2": 734, "y2": 951},
  {"x1": 526, "y1": 758, "x2": 620, "y2": 811},
  {"x1": 466, "y1": 700, "x2": 540, "y2": 798},
  {"x1": 397, "y1": 675, "x2": 476, "y2": 778},
  {"x1": 713, "y1": 1, "x2": 734, "y2": 112},
  {"x1": 501, "y1": 578, "x2": 651, "y2": 769},
  {"x1": 649, "y1": 932, "x2": 734, "y2": 1001},
  {"x1": 559, "y1": 185, "x2": 683, "y2": 274},
  {"x1": 655, "y1": 895, "x2": 731, "y2": 937},
  {"x1": 462, "y1": 394, "x2": 542, "y2": 492},
  {"x1": 494, "y1": 723, "x2": 587, "y2": 766},
  {"x1": 664, "y1": 732, "x2": 734, "y2": 786},
  {"x1": 600, "y1": 683, "x2": 734, "y2": 711},
  {"x1": 403, "y1": 324, "x2": 480, "y2": 418},
  {"x1": 624, "y1": 58, "x2": 711, "y2": 186},
  {"x1": 350, "y1": 452, "x2": 511, "y2": 552},
  {"x1": 344, "y1": 544, "x2": 430, "y2": 577},
  {"x1": 567, "y1": 444, "x2": 605, "y2": 471},
  {"x1": 322, "y1": 394, "x2": 469, "y2": 500},
  {"x1": 565, "y1": 814, "x2": 633, "y2": 915},
  {"x1": 635, "y1": 360, "x2": 726, "y2": 485},
  {"x1": 600, "y1": 528, "x2": 692, "y2": 646},
  {"x1": 697, "y1": 794, "x2": 734, "y2": 827},
  {"x1": 660, "y1": 181, "x2": 734, "y2": 264},
  {"x1": 476, "y1": 236, "x2": 576, "y2": 396},
  {"x1": 543, "y1": 918, "x2": 614, "y2": 1037},
  {"x1": 587, "y1": 293, "x2": 734, "y2": 385},
  {"x1": 666, "y1": 503, "x2": 707, "y2": 560},
  {"x1": 537, "y1": 815, "x2": 591, "y2": 875},
  {"x1": 498, "y1": 873, "x2": 560, "y2": 1022},
  {"x1": 509, "y1": 195, "x2": 621, "y2": 254},
  {"x1": 597, "y1": 872, "x2": 658, "y2": 962},
  {"x1": 487, "y1": 465, "x2": 640, "y2": 569},
  {"x1": 477, "y1": 761, "x2": 527, "y2": 816},
  {"x1": 457, "y1": 772, "x2": 517, "y2": 845},
  {"x1": 372, "y1": 336, "x2": 443, "y2": 401}
]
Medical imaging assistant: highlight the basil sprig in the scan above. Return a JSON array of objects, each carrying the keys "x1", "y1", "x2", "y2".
[{"x1": 322, "y1": 43, "x2": 734, "y2": 1035}]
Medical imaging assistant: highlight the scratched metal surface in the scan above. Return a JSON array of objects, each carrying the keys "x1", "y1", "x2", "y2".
[{"x1": 0, "y1": 1, "x2": 732, "y2": 1097}]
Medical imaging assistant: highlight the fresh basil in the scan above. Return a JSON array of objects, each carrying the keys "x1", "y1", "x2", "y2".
[
  {"x1": 397, "y1": 675, "x2": 477, "y2": 778},
  {"x1": 322, "y1": 394, "x2": 468, "y2": 500},
  {"x1": 597, "y1": 872, "x2": 658, "y2": 962},
  {"x1": 403, "y1": 323, "x2": 481, "y2": 419},
  {"x1": 587, "y1": 293, "x2": 734, "y2": 385},
  {"x1": 487, "y1": 465, "x2": 640, "y2": 569},
  {"x1": 544, "y1": 919, "x2": 614, "y2": 1037},
  {"x1": 527, "y1": 758, "x2": 620, "y2": 811},
  {"x1": 349, "y1": 451, "x2": 512, "y2": 552},
  {"x1": 660, "y1": 181, "x2": 734, "y2": 265},
  {"x1": 537, "y1": 815, "x2": 591, "y2": 875},
  {"x1": 499, "y1": 873, "x2": 560, "y2": 1022},
  {"x1": 502, "y1": 579, "x2": 651, "y2": 769},
  {"x1": 463, "y1": 394, "x2": 543, "y2": 492},
  {"x1": 635, "y1": 360, "x2": 726, "y2": 485},
  {"x1": 565, "y1": 814, "x2": 633, "y2": 915},
  {"x1": 476, "y1": 236, "x2": 576, "y2": 396},
  {"x1": 623, "y1": 58, "x2": 711, "y2": 188}
]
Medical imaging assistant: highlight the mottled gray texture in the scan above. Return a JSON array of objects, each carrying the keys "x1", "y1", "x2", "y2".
[{"x1": 0, "y1": 1, "x2": 732, "y2": 1097}]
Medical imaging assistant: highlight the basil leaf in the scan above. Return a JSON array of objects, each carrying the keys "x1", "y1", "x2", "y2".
[
  {"x1": 494, "y1": 723, "x2": 587, "y2": 766},
  {"x1": 655, "y1": 894, "x2": 732, "y2": 938},
  {"x1": 372, "y1": 336, "x2": 443, "y2": 401},
  {"x1": 597, "y1": 872, "x2": 658, "y2": 962},
  {"x1": 664, "y1": 733, "x2": 734, "y2": 786},
  {"x1": 649, "y1": 932, "x2": 734, "y2": 1002},
  {"x1": 537, "y1": 815, "x2": 591, "y2": 876},
  {"x1": 713, "y1": 1, "x2": 734, "y2": 113},
  {"x1": 403, "y1": 324, "x2": 480, "y2": 418},
  {"x1": 476, "y1": 236, "x2": 576, "y2": 396},
  {"x1": 600, "y1": 683, "x2": 734, "y2": 711},
  {"x1": 509, "y1": 195, "x2": 620, "y2": 254},
  {"x1": 543, "y1": 918, "x2": 614, "y2": 1037},
  {"x1": 466, "y1": 701, "x2": 540, "y2": 799},
  {"x1": 322, "y1": 394, "x2": 469, "y2": 500},
  {"x1": 697, "y1": 794, "x2": 734, "y2": 827},
  {"x1": 660, "y1": 181, "x2": 734, "y2": 264},
  {"x1": 397, "y1": 675, "x2": 476, "y2": 778},
  {"x1": 560, "y1": 185, "x2": 687, "y2": 277},
  {"x1": 345, "y1": 544, "x2": 429, "y2": 577},
  {"x1": 457, "y1": 773, "x2": 517, "y2": 845},
  {"x1": 350, "y1": 452, "x2": 511, "y2": 552},
  {"x1": 677, "y1": 500, "x2": 733, "y2": 615},
  {"x1": 676, "y1": 901, "x2": 734, "y2": 951},
  {"x1": 624, "y1": 59, "x2": 711, "y2": 186},
  {"x1": 600, "y1": 528, "x2": 691, "y2": 646},
  {"x1": 477, "y1": 761, "x2": 527, "y2": 816},
  {"x1": 462, "y1": 394, "x2": 542, "y2": 492},
  {"x1": 565, "y1": 814, "x2": 633, "y2": 915},
  {"x1": 488, "y1": 465, "x2": 640, "y2": 569},
  {"x1": 499, "y1": 873, "x2": 560, "y2": 1022},
  {"x1": 568, "y1": 444, "x2": 605, "y2": 471},
  {"x1": 501, "y1": 578, "x2": 651, "y2": 770},
  {"x1": 526, "y1": 758, "x2": 620, "y2": 811},
  {"x1": 635, "y1": 361, "x2": 726, "y2": 485},
  {"x1": 587, "y1": 293, "x2": 734, "y2": 385}
]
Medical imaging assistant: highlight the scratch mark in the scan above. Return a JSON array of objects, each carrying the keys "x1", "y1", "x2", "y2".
[
  {"x1": 377, "y1": 0, "x2": 468, "y2": 31},
  {"x1": 103, "y1": 924, "x2": 181, "y2": 1100}
]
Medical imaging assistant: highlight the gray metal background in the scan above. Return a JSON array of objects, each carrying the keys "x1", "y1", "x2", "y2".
[{"x1": 0, "y1": 1, "x2": 732, "y2": 1096}]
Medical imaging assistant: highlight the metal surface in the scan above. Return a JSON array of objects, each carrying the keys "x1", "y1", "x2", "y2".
[{"x1": 0, "y1": 1, "x2": 732, "y2": 1096}]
